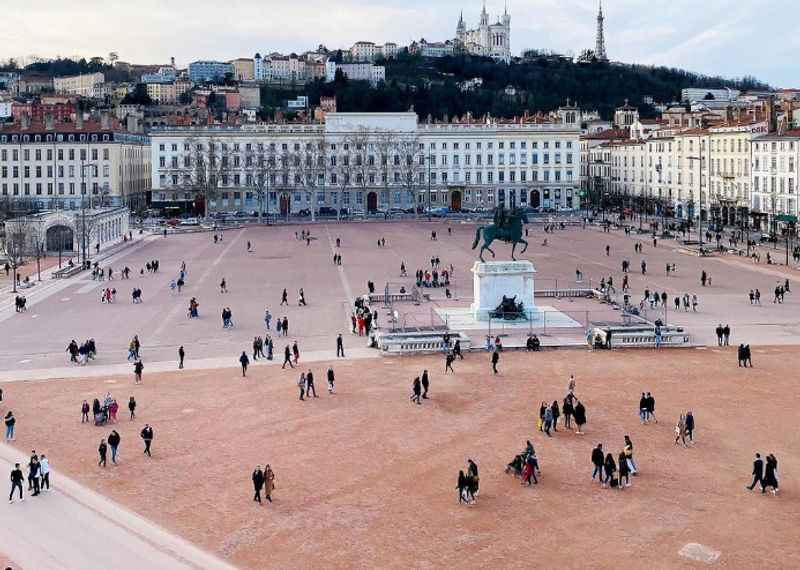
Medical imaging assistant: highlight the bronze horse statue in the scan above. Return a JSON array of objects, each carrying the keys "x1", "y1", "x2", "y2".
[{"x1": 472, "y1": 208, "x2": 530, "y2": 261}]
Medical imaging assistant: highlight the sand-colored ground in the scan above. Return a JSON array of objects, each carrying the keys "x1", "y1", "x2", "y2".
[{"x1": 3, "y1": 346, "x2": 798, "y2": 569}]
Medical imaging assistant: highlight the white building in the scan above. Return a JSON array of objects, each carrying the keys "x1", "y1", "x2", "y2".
[
  {"x1": 337, "y1": 64, "x2": 386, "y2": 86},
  {"x1": 455, "y1": 4, "x2": 511, "y2": 62},
  {"x1": 0, "y1": 116, "x2": 151, "y2": 212},
  {"x1": 751, "y1": 131, "x2": 800, "y2": 231},
  {"x1": 681, "y1": 88, "x2": 740, "y2": 103},
  {"x1": 0, "y1": 96, "x2": 12, "y2": 119},
  {"x1": 53, "y1": 73, "x2": 105, "y2": 97},
  {"x1": 147, "y1": 113, "x2": 581, "y2": 214},
  {"x1": 349, "y1": 41, "x2": 400, "y2": 62}
]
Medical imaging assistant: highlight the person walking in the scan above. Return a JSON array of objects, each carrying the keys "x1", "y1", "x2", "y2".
[
  {"x1": 306, "y1": 370, "x2": 318, "y2": 398},
  {"x1": 264, "y1": 465, "x2": 276, "y2": 503},
  {"x1": 763, "y1": 454, "x2": 779, "y2": 495},
  {"x1": 574, "y1": 400, "x2": 587, "y2": 435},
  {"x1": 140, "y1": 424, "x2": 154, "y2": 457},
  {"x1": 551, "y1": 400, "x2": 560, "y2": 432},
  {"x1": 562, "y1": 396, "x2": 573, "y2": 429},
  {"x1": 457, "y1": 470, "x2": 468, "y2": 504},
  {"x1": 685, "y1": 411, "x2": 695, "y2": 442},
  {"x1": 297, "y1": 373, "x2": 306, "y2": 401},
  {"x1": 336, "y1": 333, "x2": 345, "y2": 358},
  {"x1": 108, "y1": 430, "x2": 121, "y2": 464},
  {"x1": 746, "y1": 453, "x2": 764, "y2": 491},
  {"x1": 98, "y1": 439, "x2": 108, "y2": 467},
  {"x1": 603, "y1": 453, "x2": 617, "y2": 488},
  {"x1": 133, "y1": 359, "x2": 143, "y2": 384},
  {"x1": 618, "y1": 451, "x2": 630, "y2": 489},
  {"x1": 128, "y1": 396, "x2": 137, "y2": 420},
  {"x1": 445, "y1": 352, "x2": 455, "y2": 374},
  {"x1": 280, "y1": 288, "x2": 288, "y2": 306},
  {"x1": 39, "y1": 455, "x2": 50, "y2": 491},
  {"x1": 178, "y1": 346, "x2": 185, "y2": 369},
  {"x1": 411, "y1": 377, "x2": 422, "y2": 405},
  {"x1": 282, "y1": 345, "x2": 294, "y2": 369},
  {"x1": 4, "y1": 411, "x2": 15, "y2": 441},
  {"x1": 9, "y1": 463, "x2": 24, "y2": 503},
  {"x1": 543, "y1": 406, "x2": 554, "y2": 437},
  {"x1": 491, "y1": 350, "x2": 500, "y2": 374},
  {"x1": 421, "y1": 370, "x2": 430, "y2": 399},
  {"x1": 81, "y1": 400, "x2": 90, "y2": 423},
  {"x1": 327, "y1": 367, "x2": 335, "y2": 394},
  {"x1": 239, "y1": 351, "x2": 250, "y2": 377},
  {"x1": 674, "y1": 414, "x2": 688, "y2": 447},
  {"x1": 624, "y1": 435, "x2": 638, "y2": 475},
  {"x1": 646, "y1": 392, "x2": 657, "y2": 423},
  {"x1": 252, "y1": 465, "x2": 265, "y2": 504},
  {"x1": 591, "y1": 444, "x2": 604, "y2": 483}
]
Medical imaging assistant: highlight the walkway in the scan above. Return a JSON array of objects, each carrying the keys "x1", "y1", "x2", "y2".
[{"x1": 0, "y1": 443, "x2": 236, "y2": 570}]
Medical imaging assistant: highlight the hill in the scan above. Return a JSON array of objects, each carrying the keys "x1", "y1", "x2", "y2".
[{"x1": 289, "y1": 52, "x2": 769, "y2": 121}]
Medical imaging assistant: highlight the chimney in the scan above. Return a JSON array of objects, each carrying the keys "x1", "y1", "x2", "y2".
[
  {"x1": 20, "y1": 113, "x2": 31, "y2": 130},
  {"x1": 44, "y1": 112, "x2": 55, "y2": 131},
  {"x1": 171, "y1": 56, "x2": 176, "y2": 68},
  {"x1": 100, "y1": 112, "x2": 110, "y2": 130},
  {"x1": 75, "y1": 112, "x2": 84, "y2": 130}
]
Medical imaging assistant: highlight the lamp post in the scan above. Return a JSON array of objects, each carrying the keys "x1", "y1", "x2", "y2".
[
  {"x1": 687, "y1": 155, "x2": 704, "y2": 246},
  {"x1": 79, "y1": 161, "x2": 96, "y2": 266},
  {"x1": 426, "y1": 152, "x2": 432, "y2": 221}
]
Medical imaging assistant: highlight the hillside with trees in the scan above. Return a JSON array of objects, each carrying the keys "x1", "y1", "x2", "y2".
[{"x1": 267, "y1": 52, "x2": 769, "y2": 121}]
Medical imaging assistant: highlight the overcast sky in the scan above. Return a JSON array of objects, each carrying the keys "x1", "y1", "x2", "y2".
[{"x1": 2, "y1": 0, "x2": 795, "y2": 87}]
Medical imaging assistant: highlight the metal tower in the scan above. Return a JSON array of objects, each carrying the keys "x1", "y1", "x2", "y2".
[{"x1": 595, "y1": 1, "x2": 608, "y2": 61}]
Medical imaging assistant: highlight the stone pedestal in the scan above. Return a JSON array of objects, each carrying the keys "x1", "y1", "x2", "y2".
[{"x1": 471, "y1": 261, "x2": 536, "y2": 321}]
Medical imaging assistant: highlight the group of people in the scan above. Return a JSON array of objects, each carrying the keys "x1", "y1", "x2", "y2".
[
  {"x1": 409, "y1": 370, "x2": 430, "y2": 404},
  {"x1": 85, "y1": 393, "x2": 125, "y2": 426},
  {"x1": 297, "y1": 367, "x2": 335, "y2": 399},
  {"x1": 351, "y1": 297, "x2": 376, "y2": 337},
  {"x1": 131, "y1": 287, "x2": 144, "y2": 303},
  {"x1": 538, "y1": 381, "x2": 587, "y2": 436},
  {"x1": 505, "y1": 440, "x2": 541, "y2": 486},
  {"x1": 8, "y1": 450, "x2": 51, "y2": 503},
  {"x1": 100, "y1": 287, "x2": 118, "y2": 303},
  {"x1": 251, "y1": 464, "x2": 276, "y2": 504},
  {"x1": 591, "y1": 436, "x2": 638, "y2": 489},
  {"x1": 747, "y1": 453, "x2": 780, "y2": 495},
  {"x1": 66, "y1": 338, "x2": 97, "y2": 365},
  {"x1": 13, "y1": 295, "x2": 27, "y2": 312},
  {"x1": 221, "y1": 307, "x2": 235, "y2": 328},
  {"x1": 456, "y1": 459, "x2": 480, "y2": 505}
]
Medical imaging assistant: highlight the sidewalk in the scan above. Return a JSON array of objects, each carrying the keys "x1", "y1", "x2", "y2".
[
  {"x1": 0, "y1": 347, "x2": 380, "y2": 383},
  {"x1": 0, "y1": 443, "x2": 236, "y2": 570}
]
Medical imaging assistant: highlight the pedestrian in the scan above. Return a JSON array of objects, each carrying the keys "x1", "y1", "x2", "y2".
[
  {"x1": 27, "y1": 453, "x2": 40, "y2": 496},
  {"x1": 715, "y1": 324, "x2": 723, "y2": 346},
  {"x1": 543, "y1": 406, "x2": 553, "y2": 437},
  {"x1": 9, "y1": 463, "x2": 24, "y2": 503},
  {"x1": 551, "y1": 400, "x2": 560, "y2": 432},
  {"x1": 457, "y1": 470, "x2": 468, "y2": 504},
  {"x1": 178, "y1": 345, "x2": 185, "y2": 369},
  {"x1": 240, "y1": 351, "x2": 250, "y2": 377},
  {"x1": 4, "y1": 411, "x2": 15, "y2": 441},
  {"x1": 591, "y1": 443, "x2": 604, "y2": 483},
  {"x1": 624, "y1": 435, "x2": 638, "y2": 475},
  {"x1": 562, "y1": 396, "x2": 573, "y2": 429},
  {"x1": 128, "y1": 396, "x2": 137, "y2": 420},
  {"x1": 336, "y1": 333, "x2": 345, "y2": 358},
  {"x1": 639, "y1": 392, "x2": 648, "y2": 423},
  {"x1": 108, "y1": 430, "x2": 121, "y2": 464},
  {"x1": 411, "y1": 377, "x2": 422, "y2": 405},
  {"x1": 306, "y1": 370, "x2": 318, "y2": 398},
  {"x1": 685, "y1": 410, "x2": 695, "y2": 442},
  {"x1": 264, "y1": 309, "x2": 272, "y2": 330},
  {"x1": 292, "y1": 341, "x2": 300, "y2": 365},
  {"x1": 746, "y1": 453, "x2": 764, "y2": 491},
  {"x1": 81, "y1": 400, "x2": 90, "y2": 423},
  {"x1": 39, "y1": 454, "x2": 50, "y2": 491},
  {"x1": 98, "y1": 439, "x2": 108, "y2": 467},
  {"x1": 280, "y1": 288, "x2": 288, "y2": 306},
  {"x1": 421, "y1": 370, "x2": 430, "y2": 398},
  {"x1": 618, "y1": 451, "x2": 630, "y2": 489},
  {"x1": 252, "y1": 465, "x2": 265, "y2": 504},
  {"x1": 264, "y1": 464, "x2": 275, "y2": 503},
  {"x1": 762, "y1": 454, "x2": 779, "y2": 495},
  {"x1": 674, "y1": 414, "x2": 687, "y2": 447},
  {"x1": 140, "y1": 424, "x2": 154, "y2": 457},
  {"x1": 723, "y1": 324, "x2": 730, "y2": 346},
  {"x1": 603, "y1": 453, "x2": 617, "y2": 488},
  {"x1": 327, "y1": 367, "x2": 335, "y2": 394},
  {"x1": 574, "y1": 400, "x2": 586, "y2": 435},
  {"x1": 133, "y1": 359, "x2": 143, "y2": 384},
  {"x1": 445, "y1": 352, "x2": 455, "y2": 373},
  {"x1": 297, "y1": 372, "x2": 306, "y2": 400},
  {"x1": 491, "y1": 350, "x2": 500, "y2": 374}
]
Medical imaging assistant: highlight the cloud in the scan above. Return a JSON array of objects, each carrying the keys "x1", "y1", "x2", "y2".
[{"x1": 0, "y1": 0, "x2": 793, "y2": 86}]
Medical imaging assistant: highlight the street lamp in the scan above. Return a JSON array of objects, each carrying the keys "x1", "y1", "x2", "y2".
[
  {"x1": 79, "y1": 161, "x2": 97, "y2": 266},
  {"x1": 687, "y1": 155, "x2": 704, "y2": 246},
  {"x1": 426, "y1": 152, "x2": 432, "y2": 221}
]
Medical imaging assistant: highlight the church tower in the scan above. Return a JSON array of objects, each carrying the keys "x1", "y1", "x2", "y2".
[
  {"x1": 456, "y1": 10, "x2": 466, "y2": 42},
  {"x1": 480, "y1": 0, "x2": 489, "y2": 26},
  {"x1": 595, "y1": 1, "x2": 608, "y2": 61}
]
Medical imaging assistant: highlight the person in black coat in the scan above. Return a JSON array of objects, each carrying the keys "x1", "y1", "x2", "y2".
[
  {"x1": 491, "y1": 350, "x2": 499, "y2": 374},
  {"x1": 603, "y1": 453, "x2": 617, "y2": 488},
  {"x1": 421, "y1": 370, "x2": 430, "y2": 398},
  {"x1": 618, "y1": 451, "x2": 630, "y2": 488},
  {"x1": 562, "y1": 397, "x2": 574, "y2": 429},
  {"x1": 573, "y1": 400, "x2": 587, "y2": 434},
  {"x1": 762, "y1": 454, "x2": 779, "y2": 495},
  {"x1": 98, "y1": 439, "x2": 108, "y2": 467},
  {"x1": 591, "y1": 444, "x2": 604, "y2": 482},
  {"x1": 252, "y1": 466, "x2": 265, "y2": 503},
  {"x1": 140, "y1": 424, "x2": 154, "y2": 457},
  {"x1": 550, "y1": 401, "x2": 560, "y2": 432},
  {"x1": 746, "y1": 453, "x2": 764, "y2": 491},
  {"x1": 685, "y1": 411, "x2": 695, "y2": 442},
  {"x1": 410, "y1": 377, "x2": 421, "y2": 405},
  {"x1": 239, "y1": 351, "x2": 249, "y2": 377}
]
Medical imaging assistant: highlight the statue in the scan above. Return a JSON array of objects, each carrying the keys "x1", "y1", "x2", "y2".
[
  {"x1": 472, "y1": 206, "x2": 530, "y2": 261},
  {"x1": 490, "y1": 294, "x2": 526, "y2": 320}
]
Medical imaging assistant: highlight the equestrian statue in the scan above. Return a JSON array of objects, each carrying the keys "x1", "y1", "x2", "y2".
[{"x1": 471, "y1": 206, "x2": 530, "y2": 262}]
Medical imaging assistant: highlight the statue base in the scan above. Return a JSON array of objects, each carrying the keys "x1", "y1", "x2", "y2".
[{"x1": 471, "y1": 261, "x2": 536, "y2": 321}]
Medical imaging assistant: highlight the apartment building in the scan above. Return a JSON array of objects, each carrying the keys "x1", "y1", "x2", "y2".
[
  {"x1": 751, "y1": 131, "x2": 800, "y2": 230},
  {"x1": 53, "y1": 73, "x2": 105, "y2": 97},
  {"x1": 148, "y1": 112, "x2": 581, "y2": 214}
]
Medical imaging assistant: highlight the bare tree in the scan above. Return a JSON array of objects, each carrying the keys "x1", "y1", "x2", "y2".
[
  {"x1": 178, "y1": 135, "x2": 228, "y2": 218},
  {"x1": 295, "y1": 135, "x2": 327, "y2": 222},
  {"x1": 348, "y1": 128, "x2": 374, "y2": 212},
  {"x1": 333, "y1": 139, "x2": 353, "y2": 217},
  {"x1": 2, "y1": 216, "x2": 32, "y2": 293},
  {"x1": 244, "y1": 141, "x2": 276, "y2": 222},
  {"x1": 395, "y1": 134, "x2": 424, "y2": 218},
  {"x1": 375, "y1": 130, "x2": 396, "y2": 212}
]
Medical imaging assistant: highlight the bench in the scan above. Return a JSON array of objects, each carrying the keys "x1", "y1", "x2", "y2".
[
  {"x1": 367, "y1": 292, "x2": 420, "y2": 304},
  {"x1": 535, "y1": 288, "x2": 595, "y2": 298},
  {"x1": 52, "y1": 265, "x2": 83, "y2": 279},
  {"x1": 376, "y1": 331, "x2": 472, "y2": 355}
]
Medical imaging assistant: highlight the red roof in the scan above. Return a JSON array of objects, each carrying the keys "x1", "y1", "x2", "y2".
[
  {"x1": 0, "y1": 119, "x2": 124, "y2": 135},
  {"x1": 584, "y1": 128, "x2": 628, "y2": 140}
]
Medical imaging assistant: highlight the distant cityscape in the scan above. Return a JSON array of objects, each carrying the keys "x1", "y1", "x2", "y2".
[{"x1": 0, "y1": 1, "x2": 798, "y2": 235}]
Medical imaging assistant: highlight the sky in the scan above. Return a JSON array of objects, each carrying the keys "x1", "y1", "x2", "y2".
[{"x1": 1, "y1": 0, "x2": 796, "y2": 87}]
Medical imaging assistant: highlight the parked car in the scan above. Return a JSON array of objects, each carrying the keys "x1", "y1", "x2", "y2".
[
  {"x1": 318, "y1": 206, "x2": 337, "y2": 216},
  {"x1": 296, "y1": 208, "x2": 311, "y2": 217},
  {"x1": 430, "y1": 207, "x2": 450, "y2": 218},
  {"x1": 165, "y1": 218, "x2": 180, "y2": 227},
  {"x1": 179, "y1": 218, "x2": 200, "y2": 226}
]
